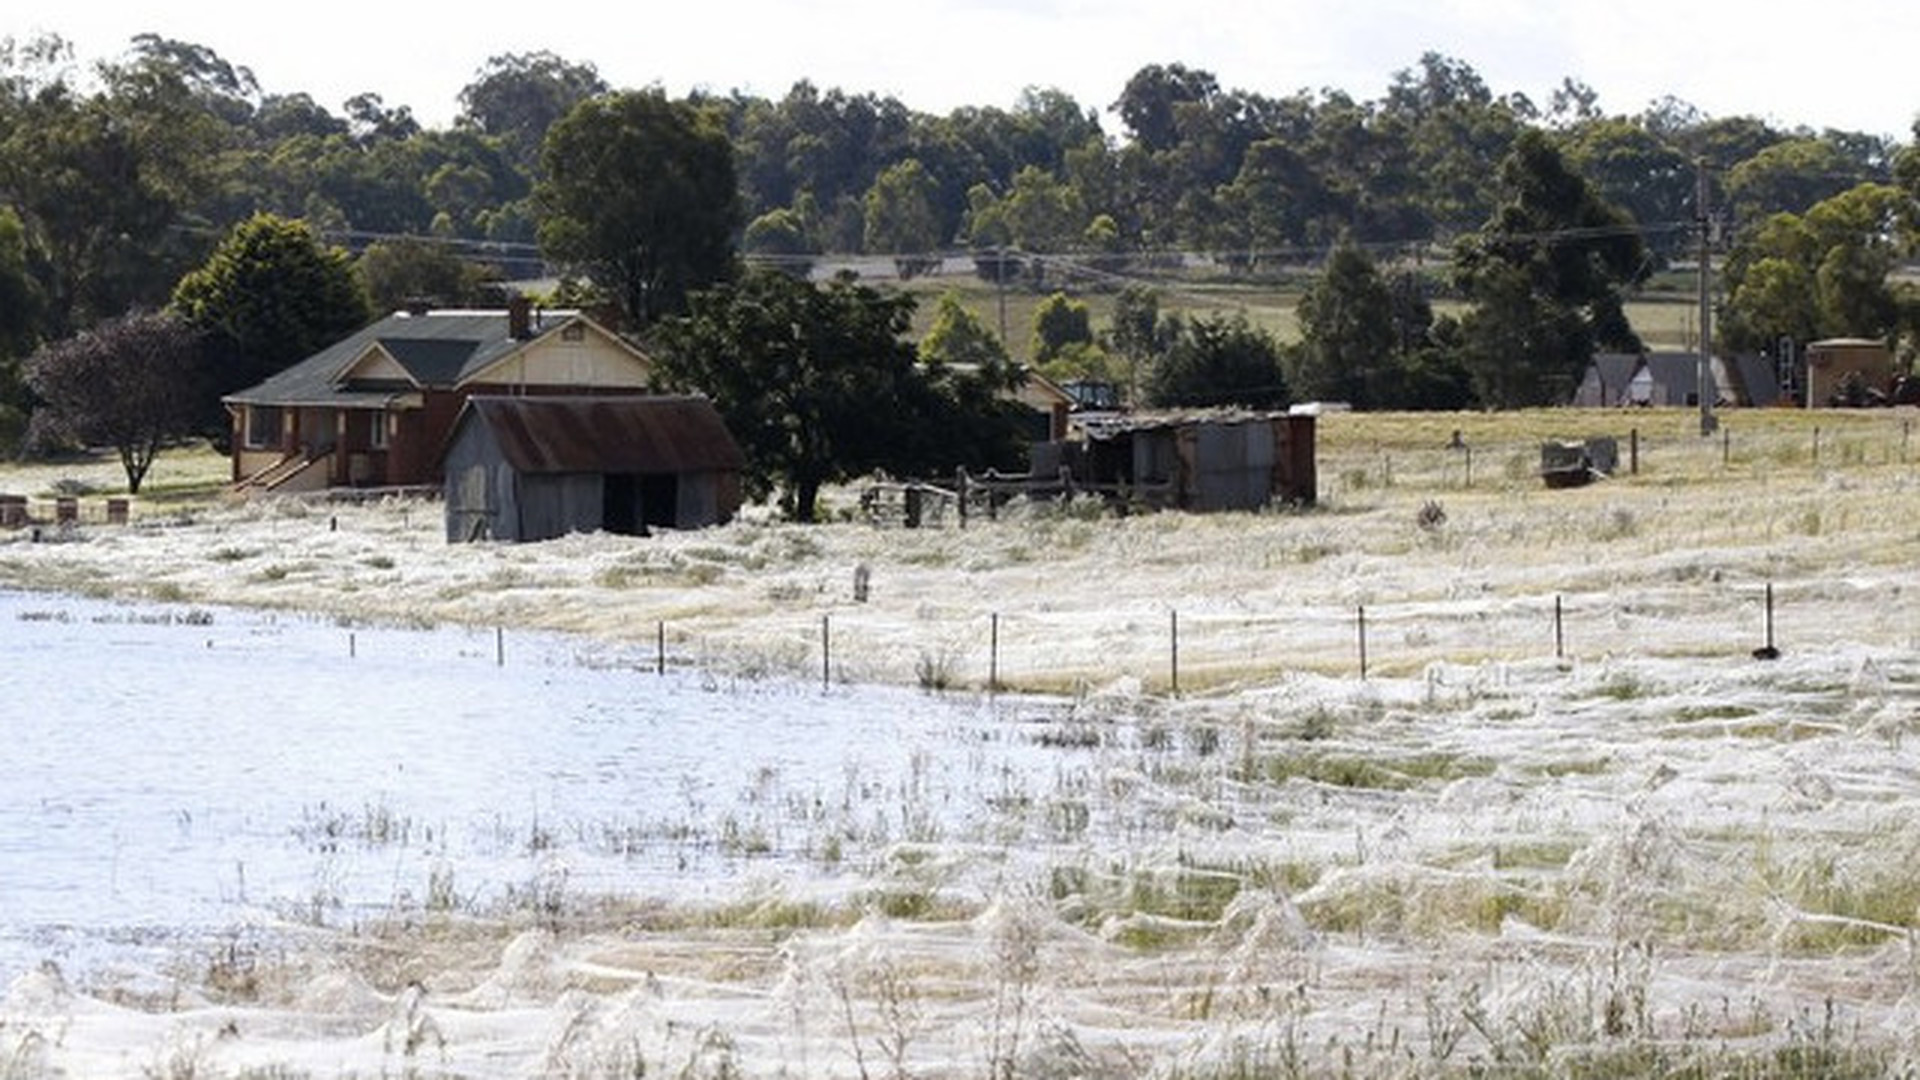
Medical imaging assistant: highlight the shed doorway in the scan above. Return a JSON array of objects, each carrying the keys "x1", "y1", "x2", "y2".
[
  {"x1": 602, "y1": 474, "x2": 642, "y2": 536},
  {"x1": 640, "y1": 473, "x2": 678, "y2": 530}
]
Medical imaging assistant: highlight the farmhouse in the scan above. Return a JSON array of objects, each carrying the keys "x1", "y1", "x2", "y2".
[
  {"x1": 442, "y1": 396, "x2": 745, "y2": 542},
  {"x1": 223, "y1": 298, "x2": 654, "y2": 493}
]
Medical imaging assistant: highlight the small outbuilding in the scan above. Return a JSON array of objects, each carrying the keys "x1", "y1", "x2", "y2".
[
  {"x1": 1069, "y1": 411, "x2": 1316, "y2": 510},
  {"x1": 1803, "y1": 338, "x2": 1894, "y2": 406},
  {"x1": 442, "y1": 395, "x2": 745, "y2": 542}
]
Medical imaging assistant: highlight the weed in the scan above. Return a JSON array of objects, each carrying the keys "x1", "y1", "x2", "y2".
[{"x1": 915, "y1": 646, "x2": 958, "y2": 691}]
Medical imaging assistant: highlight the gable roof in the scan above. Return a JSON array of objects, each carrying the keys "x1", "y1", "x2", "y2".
[
  {"x1": 223, "y1": 309, "x2": 616, "y2": 408},
  {"x1": 448, "y1": 395, "x2": 746, "y2": 475}
]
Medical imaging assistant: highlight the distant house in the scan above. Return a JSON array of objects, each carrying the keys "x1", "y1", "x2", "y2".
[
  {"x1": 442, "y1": 396, "x2": 745, "y2": 543},
  {"x1": 1573, "y1": 351, "x2": 1788, "y2": 407},
  {"x1": 1012, "y1": 369, "x2": 1076, "y2": 441},
  {"x1": 1626, "y1": 352, "x2": 1717, "y2": 407},
  {"x1": 223, "y1": 298, "x2": 655, "y2": 493},
  {"x1": 1574, "y1": 354, "x2": 1642, "y2": 407},
  {"x1": 1723, "y1": 354, "x2": 1785, "y2": 407},
  {"x1": 1803, "y1": 338, "x2": 1894, "y2": 405}
]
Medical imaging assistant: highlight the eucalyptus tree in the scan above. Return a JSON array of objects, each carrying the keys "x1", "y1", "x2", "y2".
[
  {"x1": 1452, "y1": 129, "x2": 1646, "y2": 407},
  {"x1": 535, "y1": 89, "x2": 740, "y2": 328}
]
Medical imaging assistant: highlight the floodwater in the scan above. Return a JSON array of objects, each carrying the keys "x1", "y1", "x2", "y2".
[{"x1": 0, "y1": 589, "x2": 1075, "y2": 985}]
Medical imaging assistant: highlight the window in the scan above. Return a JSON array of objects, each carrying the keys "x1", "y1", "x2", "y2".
[
  {"x1": 368, "y1": 411, "x2": 388, "y2": 449},
  {"x1": 244, "y1": 406, "x2": 282, "y2": 450}
]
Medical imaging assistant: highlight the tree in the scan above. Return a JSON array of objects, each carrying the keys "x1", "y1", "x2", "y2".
[
  {"x1": 1294, "y1": 239, "x2": 1396, "y2": 405},
  {"x1": 1106, "y1": 285, "x2": 1167, "y2": 405},
  {"x1": 1719, "y1": 184, "x2": 1905, "y2": 352},
  {"x1": 1724, "y1": 138, "x2": 1871, "y2": 225},
  {"x1": 1113, "y1": 63, "x2": 1219, "y2": 154},
  {"x1": 23, "y1": 310, "x2": 204, "y2": 492},
  {"x1": 171, "y1": 213, "x2": 371, "y2": 398},
  {"x1": 1452, "y1": 129, "x2": 1645, "y2": 407},
  {"x1": 1562, "y1": 118, "x2": 1694, "y2": 261},
  {"x1": 456, "y1": 51, "x2": 606, "y2": 175},
  {"x1": 355, "y1": 237, "x2": 498, "y2": 313},
  {"x1": 863, "y1": 158, "x2": 943, "y2": 275},
  {"x1": 1029, "y1": 292, "x2": 1093, "y2": 365},
  {"x1": 0, "y1": 52, "x2": 196, "y2": 338},
  {"x1": 919, "y1": 291, "x2": 1010, "y2": 369},
  {"x1": 658, "y1": 269, "x2": 1019, "y2": 522},
  {"x1": 535, "y1": 89, "x2": 740, "y2": 328},
  {"x1": 1147, "y1": 312, "x2": 1288, "y2": 409},
  {"x1": 742, "y1": 207, "x2": 818, "y2": 278}
]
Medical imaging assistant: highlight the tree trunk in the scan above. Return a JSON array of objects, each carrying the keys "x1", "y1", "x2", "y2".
[{"x1": 792, "y1": 477, "x2": 822, "y2": 524}]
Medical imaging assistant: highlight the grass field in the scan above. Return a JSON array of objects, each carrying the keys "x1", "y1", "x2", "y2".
[{"x1": 6, "y1": 407, "x2": 1919, "y2": 1078}]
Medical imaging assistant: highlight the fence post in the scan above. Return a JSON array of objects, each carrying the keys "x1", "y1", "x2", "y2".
[
  {"x1": 1755, "y1": 582, "x2": 1780, "y2": 660},
  {"x1": 1554, "y1": 595, "x2": 1564, "y2": 660},
  {"x1": 989, "y1": 612, "x2": 1000, "y2": 693},
  {"x1": 1722, "y1": 427, "x2": 1731, "y2": 467},
  {"x1": 1630, "y1": 428, "x2": 1639, "y2": 475},
  {"x1": 1464, "y1": 445, "x2": 1473, "y2": 489},
  {"x1": 821, "y1": 614, "x2": 831, "y2": 690},
  {"x1": 496, "y1": 626, "x2": 504, "y2": 667},
  {"x1": 656, "y1": 620, "x2": 666, "y2": 675},
  {"x1": 1357, "y1": 605, "x2": 1369, "y2": 680},
  {"x1": 1813, "y1": 426, "x2": 1821, "y2": 466},
  {"x1": 349, "y1": 632, "x2": 356, "y2": 659}
]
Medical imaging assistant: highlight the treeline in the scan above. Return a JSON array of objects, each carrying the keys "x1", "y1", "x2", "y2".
[{"x1": 3, "y1": 33, "x2": 1919, "y2": 483}]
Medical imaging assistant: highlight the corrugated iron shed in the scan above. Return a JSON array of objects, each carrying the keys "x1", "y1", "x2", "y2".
[{"x1": 455, "y1": 396, "x2": 745, "y2": 475}]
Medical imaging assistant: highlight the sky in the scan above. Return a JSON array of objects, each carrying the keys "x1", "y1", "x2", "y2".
[{"x1": 13, "y1": 0, "x2": 1920, "y2": 140}]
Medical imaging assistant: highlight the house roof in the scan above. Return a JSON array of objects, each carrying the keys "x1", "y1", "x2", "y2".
[
  {"x1": 1638, "y1": 352, "x2": 1706, "y2": 397},
  {"x1": 1588, "y1": 353, "x2": 1641, "y2": 389},
  {"x1": 1726, "y1": 354, "x2": 1781, "y2": 406},
  {"x1": 1076, "y1": 409, "x2": 1295, "y2": 442},
  {"x1": 448, "y1": 395, "x2": 746, "y2": 475},
  {"x1": 223, "y1": 309, "x2": 599, "y2": 408}
]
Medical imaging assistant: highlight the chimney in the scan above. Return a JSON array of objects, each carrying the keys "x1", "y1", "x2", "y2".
[
  {"x1": 403, "y1": 296, "x2": 432, "y2": 317},
  {"x1": 507, "y1": 293, "x2": 532, "y2": 340}
]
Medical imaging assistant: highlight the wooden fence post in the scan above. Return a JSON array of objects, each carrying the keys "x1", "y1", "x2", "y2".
[
  {"x1": 1357, "y1": 605, "x2": 1369, "y2": 680},
  {"x1": 821, "y1": 614, "x2": 831, "y2": 690},
  {"x1": 989, "y1": 612, "x2": 1000, "y2": 693},
  {"x1": 1554, "y1": 595, "x2": 1564, "y2": 660}
]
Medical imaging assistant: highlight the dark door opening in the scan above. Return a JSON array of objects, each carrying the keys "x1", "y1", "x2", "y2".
[
  {"x1": 603, "y1": 474, "x2": 641, "y2": 535},
  {"x1": 640, "y1": 473, "x2": 678, "y2": 530}
]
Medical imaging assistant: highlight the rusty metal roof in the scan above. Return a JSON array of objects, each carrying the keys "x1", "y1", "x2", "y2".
[{"x1": 454, "y1": 395, "x2": 745, "y2": 475}]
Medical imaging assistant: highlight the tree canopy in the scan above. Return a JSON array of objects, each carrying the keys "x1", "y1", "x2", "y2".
[
  {"x1": 535, "y1": 89, "x2": 740, "y2": 328},
  {"x1": 6, "y1": 32, "x2": 1920, "y2": 450},
  {"x1": 1148, "y1": 312, "x2": 1289, "y2": 409},
  {"x1": 24, "y1": 310, "x2": 204, "y2": 492},
  {"x1": 170, "y1": 212, "x2": 371, "y2": 397},
  {"x1": 657, "y1": 269, "x2": 1024, "y2": 522},
  {"x1": 1452, "y1": 129, "x2": 1646, "y2": 407}
]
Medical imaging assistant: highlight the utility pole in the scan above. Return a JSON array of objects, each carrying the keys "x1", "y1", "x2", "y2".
[{"x1": 1696, "y1": 159, "x2": 1718, "y2": 436}]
